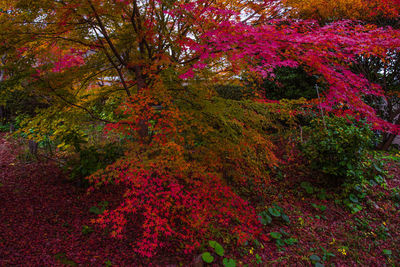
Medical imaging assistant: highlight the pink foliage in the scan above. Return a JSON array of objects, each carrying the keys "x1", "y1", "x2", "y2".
[{"x1": 178, "y1": 16, "x2": 400, "y2": 133}]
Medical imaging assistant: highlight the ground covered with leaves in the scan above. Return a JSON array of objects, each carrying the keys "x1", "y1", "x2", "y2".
[{"x1": 0, "y1": 133, "x2": 399, "y2": 266}]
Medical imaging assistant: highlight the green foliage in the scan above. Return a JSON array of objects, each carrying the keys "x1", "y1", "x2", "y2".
[
  {"x1": 301, "y1": 116, "x2": 376, "y2": 184},
  {"x1": 338, "y1": 157, "x2": 386, "y2": 214},
  {"x1": 202, "y1": 241, "x2": 237, "y2": 266},
  {"x1": 270, "y1": 232, "x2": 282, "y2": 239},
  {"x1": 301, "y1": 182, "x2": 329, "y2": 200},
  {"x1": 311, "y1": 203, "x2": 327, "y2": 212},
  {"x1": 223, "y1": 258, "x2": 237, "y2": 267},
  {"x1": 284, "y1": 238, "x2": 298, "y2": 245},
  {"x1": 67, "y1": 143, "x2": 124, "y2": 184},
  {"x1": 259, "y1": 204, "x2": 291, "y2": 226},
  {"x1": 209, "y1": 240, "x2": 224, "y2": 257},
  {"x1": 319, "y1": 246, "x2": 335, "y2": 262},
  {"x1": 250, "y1": 67, "x2": 318, "y2": 100},
  {"x1": 391, "y1": 187, "x2": 400, "y2": 208},
  {"x1": 54, "y1": 253, "x2": 77, "y2": 266},
  {"x1": 89, "y1": 201, "x2": 109, "y2": 215},
  {"x1": 376, "y1": 223, "x2": 390, "y2": 240},
  {"x1": 201, "y1": 252, "x2": 214, "y2": 263},
  {"x1": 301, "y1": 181, "x2": 314, "y2": 194},
  {"x1": 104, "y1": 260, "x2": 113, "y2": 267},
  {"x1": 269, "y1": 229, "x2": 297, "y2": 250},
  {"x1": 268, "y1": 207, "x2": 281, "y2": 217},
  {"x1": 382, "y1": 249, "x2": 392, "y2": 256},
  {"x1": 309, "y1": 248, "x2": 335, "y2": 267},
  {"x1": 175, "y1": 92, "x2": 303, "y2": 188},
  {"x1": 214, "y1": 84, "x2": 253, "y2": 100},
  {"x1": 301, "y1": 183, "x2": 329, "y2": 200},
  {"x1": 281, "y1": 213, "x2": 290, "y2": 224},
  {"x1": 258, "y1": 211, "x2": 272, "y2": 225},
  {"x1": 0, "y1": 123, "x2": 10, "y2": 132},
  {"x1": 309, "y1": 254, "x2": 321, "y2": 263}
]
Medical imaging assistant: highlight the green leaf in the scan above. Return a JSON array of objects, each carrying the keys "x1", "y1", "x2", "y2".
[
  {"x1": 349, "y1": 194, "x2": 358, "y2": 203},
  {"x1": 315, "y1": 262, "x2": 324, "y2": 267},
  {"x1": 258, "y1": 212, "x2": 272, "y2": 225},
  {"x1": 309, "y1": 254, "x2": 321, "y2": 262},
  {"x1": 280, "y1": 228, "x2": 290, "y2": 236},
  {"x1": 374, "y1": 175, "x2": 384, "y2": 184},
  {"x1": 369, "y1": 179, "x2": 378, "y2": 186},
  {"x1": 268, "y1": 207, "x2": 281, "y2": 217},
  {"x1": 201, "y1": 252, "x2": 214, "y2": 263},
  {"x1": 255, "y1": 254, "x2": 262, "y2": 264},
  {"x1": 258, "y1": 215, "x2": 267, "y2": 225},
  {"x1": 382, "y1": 249, "x2": 392, "y2": 255},
  {"x1": 272, "y1": 203, "x2": 283, "y2": 212},
  {"x1": 223, "y1": 258, "x2": 236, "y2": 267},
  {"x1": 284, "y1": 238, "x2": 298, "y2": 245},
  {"x1": 270, "y1": 232, "x2": 282, "y2": 239},
  {"x1": 209, "y1": 241, "x2": 224, "y2": 256},
  {"x1": 276, "y1": 239, "x2": 285, "y2": 247},
  {"x1": 373, "y1": 163, "x2": 383, "y2": 173},
  {"x1": 281, "y1": 213, "x2": 290, "y2": 224},
  {"x1": 350, "y1": 203, "x2": 363, "y2": 214}
]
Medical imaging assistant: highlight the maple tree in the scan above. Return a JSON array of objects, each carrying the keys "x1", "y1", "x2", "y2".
[
  {"x1": 1, "y1": 0, "x2": 400, "y2": 258},
  {"x1": 282, "y1": 0, "x2": 400, "y2": 150}
]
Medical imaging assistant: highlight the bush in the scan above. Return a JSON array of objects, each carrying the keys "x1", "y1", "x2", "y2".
[
  {"x1": 0, "y1": 123, "x2": 10, "y2": 132},
  {"x1": 301, "y1": 116, "x2": 376, "y2": 184},
  {"x1": 214, "y1": 84, "x2": 253, "y2": 100},
  {"x1": 67, "y1": 142, "x2": 124, "y2": 186},
  {"x1": 248, "y1": 67, "x2": 318, "y2": 100}
]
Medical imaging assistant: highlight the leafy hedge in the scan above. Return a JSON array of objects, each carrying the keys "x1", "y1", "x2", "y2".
[{"x1": 301, "y1": 116, "x2": 376, "y2": 184}]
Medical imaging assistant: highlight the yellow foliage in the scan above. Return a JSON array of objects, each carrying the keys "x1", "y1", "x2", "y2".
[{"x1": 283, "y1": 0, "x2": 400, "y2": 23}]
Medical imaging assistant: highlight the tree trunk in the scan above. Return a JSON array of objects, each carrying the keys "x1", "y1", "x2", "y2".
[
  {"x1": 378, "y1": 133, "x2": 397, "y2": 150},
  {"x1": 28, "y1": 140, "x2": 38, "y2": 158}
]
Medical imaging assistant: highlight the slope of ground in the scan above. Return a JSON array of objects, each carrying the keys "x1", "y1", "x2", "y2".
[{"x1": 0, "y1": 133, "x2": 399, "y2": 266}]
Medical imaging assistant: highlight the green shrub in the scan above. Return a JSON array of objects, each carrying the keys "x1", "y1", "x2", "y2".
[
  {"x1": 0, "y1": 123, "x2": 10, "y2": 132},
  {"x1": 249, "y1": 67, "x2": 318, "y2": 100},
  {"x1": 66, "y1": 142, "x2": 124, "y2": 186},
  {"x1": 214, "y1": 84, "x2": 253, "y2": 100},
  {"x1": 301, "y1": 116, "x2": 375, "y2": 184}
]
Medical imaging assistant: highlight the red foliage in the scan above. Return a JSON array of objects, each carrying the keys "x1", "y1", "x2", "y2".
[
  {"x1": 89, "y1": 92, "x2": 265, "y2": 257},
  {"x1": 184, "y1": 19, "x2": 400, "y2": 133},
  {"x1": 90, "y1": 168, "x2": 262, "y2": 257}
]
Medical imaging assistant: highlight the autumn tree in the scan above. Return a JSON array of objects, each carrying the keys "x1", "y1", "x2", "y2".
[
  {"x1": 1, "y1": 0, "x2": 400, "y2": 258},
  {"x1": 282, "y1": 0, "x2": 400, "y2": 149}
]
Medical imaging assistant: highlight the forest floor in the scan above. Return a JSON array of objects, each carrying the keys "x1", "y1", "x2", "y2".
[{"x1": 0, "y1": 133, "x2": 399, "y2": 266}]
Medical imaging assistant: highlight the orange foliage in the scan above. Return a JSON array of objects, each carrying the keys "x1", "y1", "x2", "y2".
[{"x1": 283, "y1": 0, "x2": 400, "y2": 23}]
